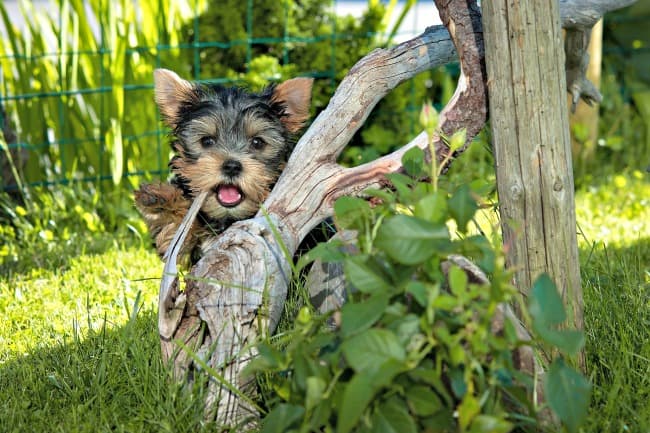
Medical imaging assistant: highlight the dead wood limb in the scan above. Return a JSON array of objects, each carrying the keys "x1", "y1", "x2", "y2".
[
  {"x1": 431, "y1": 0, "x2": 486, "y2": 163},
  {"x1": 158, "y1": 0, "x2": 634, "y2": 426},
  {"x1": 562, "y1": 0, "x2": 636, "y2": 111},
  {"x1": 559, "y1": 0, "x2": 636, "y2": 29}
]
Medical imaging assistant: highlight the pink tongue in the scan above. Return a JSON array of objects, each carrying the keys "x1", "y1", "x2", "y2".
[{"x1": 217, "y1": 185, "x2": 242, "y2": 205}]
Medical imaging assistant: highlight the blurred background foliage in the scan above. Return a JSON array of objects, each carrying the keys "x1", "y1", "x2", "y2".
[
  {"x1": 595, "y1": 0, "x2": 650, "y2": 181},
  {"x1": 0, "y1": 0, "x2": 648, "y2": 253}
]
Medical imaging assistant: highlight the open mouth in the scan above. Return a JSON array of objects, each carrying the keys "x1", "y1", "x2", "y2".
[{"x1": 215, "y1": 184, "x2": 244, "y2": 207}]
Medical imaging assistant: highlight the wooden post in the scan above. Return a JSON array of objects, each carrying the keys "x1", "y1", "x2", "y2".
[{"x1": 481, "y1": 2, "x2": 583, "y2": 338}]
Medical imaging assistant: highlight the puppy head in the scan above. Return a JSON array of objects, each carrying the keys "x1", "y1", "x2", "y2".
[{"x1": 153, "y1": 68, "x2": 313, "y2": 221}]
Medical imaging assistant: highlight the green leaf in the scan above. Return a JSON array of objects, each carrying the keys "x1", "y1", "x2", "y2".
[
  {"x1": 402, "y1": 146, "x2": 426, "y2": 178},
  {"x1": 344, "y1": 257, "x2": 392, "y2": 294},
  {"x1": 341, "y1": 292, "x2": 390, "y2": 337},
  {"x1": 386, "y1": 173, "x2": 416, "y2": 201},
  {"x1": 468, "y1": 415, "x2": 513, "y2": 433},
  {"x1": 407, "y1": 385, "x2": 442, "y2": 416},
  {"x1": 529, "y1": 273, "x2": 566, "y2": 326},
  {"x1": 545, "y1": 359, "x2": 591, "y2": 433},
  {"x1": 421, "y1": 409, "x2": 456, "y2": 432},
  {"x1": 295, "y1": 239, "x2": 346, "y2": 273},
  {"x1": 305, "y1": 376, "x2": 326, "y2": 411},
  {"x1": 334, "y1": 196, "x2": 372, "y2": 231},
  {"x1": 448, "y1": 185, "x2": 477, "y2": 233},
  {"x1": 392, "y1": 313, "x2": 421, "y2": 345},
  {"x1": 469, "y1": 179, "x2": 495, "y2": 196},
  {"x1": 458, "y1": 393, "x2": 480, "y2": 431},
  {"x1": 449, "y1": 368, "x2": 467, "y2": 398},
  {"x1": 338, "y1": 360, "x2": 408, "y2": 433},
  {"x1": 448, "y1": 128, "x2": 467, "y2": 152},
  {"x1": 342, "y1": 329, "x2": 406, "y2": 372},
  {"x1": 336, "y1": 361, "x2": 407, "y2": 433},
  {"x1": 261, "y1": 403, "x2": 304, "y2": 433},
  {"x1": 372, "y1": 397, "x2": 418, "y2": 433},
  {"x1": 406, "y1": 281, "x2": 429, "y2": 307},
  {"x1": 534, "y1": 327, "x2": 585, "y2": 356},
  {"x1": 363, "y1": 187, "x2": 396, "y2": 204},
  {"x1": 242, "y1": 342, "x2": 284, "y2": 375},
  {"x1": 337, "y1": 373, "x2": 376, "y2": 433},
  {"x1": 375, "y1": 215, "x2": 450, "y2": 265},
  {"x1": 290, "y1": 351, "x2": 311, "y2": 391},
  {"x1": 529, "y1": 274, "x2": 585, "y2": 355},
  {"x1": 448, "y1": 265, "x2": 468, "y2": 297},
  {"x1": 431, "y1": 294, "x2": 458, "y2": 311},
  {"x1": 449, "y1": 343, "x2": 465, "y2": 366},
  {"x1": 414, "y1": 191, "x2": 448, "y2": 224}
]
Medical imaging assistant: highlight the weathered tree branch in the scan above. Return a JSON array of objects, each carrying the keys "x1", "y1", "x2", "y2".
[
  {"x1": 158, "y1": 0, "x2": 634, "y2": 426},
  {"x1": 562, "y1": 0, "x2": 635, "y2": 110}
]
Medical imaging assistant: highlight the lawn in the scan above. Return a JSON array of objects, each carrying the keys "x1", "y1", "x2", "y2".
[{"x1": 0, "y1": 170, "x2": 648, "y2": 432}]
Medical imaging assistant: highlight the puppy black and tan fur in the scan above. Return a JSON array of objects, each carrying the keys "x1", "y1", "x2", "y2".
[{"x1": 135, "y1": 69, "x2": 313, "y2": 262}]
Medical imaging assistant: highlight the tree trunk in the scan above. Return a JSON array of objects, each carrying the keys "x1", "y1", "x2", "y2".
[{"x1": 481, "y1": 0, "x2": 606, "y2": 368}]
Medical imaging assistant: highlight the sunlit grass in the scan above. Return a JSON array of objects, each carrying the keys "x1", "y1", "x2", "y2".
[
  {"x1": 574, "y1": 170, "x2": 650, "y2": 432},
  {"x1": 0, "y1": 244, "x2": 160, "y2": 360},
  {"x1": 576, "y1": 169, "x2": 649, "y2": 246}
]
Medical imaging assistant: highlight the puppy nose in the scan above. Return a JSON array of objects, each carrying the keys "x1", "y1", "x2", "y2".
[{"x1": 222, "y1": 159, "x2": 242, "y2": 177}]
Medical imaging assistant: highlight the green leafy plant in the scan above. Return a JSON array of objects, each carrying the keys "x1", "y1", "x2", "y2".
[
  {"x1": 242, "y1": 111, "x2": 590, "y2": 432},
  {"x1": 528, "y1": 274, "x2": 591, "y2": 433}
]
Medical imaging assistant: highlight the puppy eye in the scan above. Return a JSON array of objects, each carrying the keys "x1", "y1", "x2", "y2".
[
  {"x1": 250, "y1": 137, "x2": 266, "y2": 150},
  {"x1": 201, "y1": 136, "x2": 217, "y2": 148}
]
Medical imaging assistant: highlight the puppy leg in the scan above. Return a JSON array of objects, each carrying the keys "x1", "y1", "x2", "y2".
[{"x1": 134, "y1": 182, "x2": 199, "y2": 258}]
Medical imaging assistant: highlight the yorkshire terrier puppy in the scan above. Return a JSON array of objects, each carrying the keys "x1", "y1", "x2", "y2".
[{"x1": 135, "y1": 69, "x2": 313, "y2": 263}]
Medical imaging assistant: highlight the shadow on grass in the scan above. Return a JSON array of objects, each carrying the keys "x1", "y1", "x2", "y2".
[
  {"x1": 0, "y1": 308, "x2": 219, "y2": 433},
  {"x1": 579, "y1": 237, "x2": 650, "y2": 432}
]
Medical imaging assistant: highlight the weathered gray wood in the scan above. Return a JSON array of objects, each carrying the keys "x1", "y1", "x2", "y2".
[
  {"x1": 561, "y1": 0, "x2": 635, "y2": 108},
  {"x1": 570, "y1": 20, "x2": 603, "y2": 164},
  {"x1": 559, "y1": 0, "x2": 636, "y2": 29},
  {"x1": 481, "y1": 0, "x2": 586, "y2": 353}
]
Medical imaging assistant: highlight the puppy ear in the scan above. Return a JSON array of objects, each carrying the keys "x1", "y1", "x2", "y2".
[
  {"x1": 154, "y1": 69, "x2": 197, "y2": 128},
  {"x1": 271, "y1": 77, "x2": 314, "y2": 133}
]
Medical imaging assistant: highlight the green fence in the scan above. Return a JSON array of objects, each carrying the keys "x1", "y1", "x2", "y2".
[{"x1": 0, "y1": 0, "x2": 453, "y2": 194}]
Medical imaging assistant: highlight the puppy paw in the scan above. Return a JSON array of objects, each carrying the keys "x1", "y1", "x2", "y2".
[
  {"x1": 134, "y1": 182, "x2": 188, "y2": 214},
  {"x1": 135, "y1": 182, "x2": 194, "y2": 259}
]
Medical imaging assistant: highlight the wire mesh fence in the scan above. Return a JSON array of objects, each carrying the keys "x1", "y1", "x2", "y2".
[{"x1": 0, "y1": 0, "x2": 647, "y2": 193}]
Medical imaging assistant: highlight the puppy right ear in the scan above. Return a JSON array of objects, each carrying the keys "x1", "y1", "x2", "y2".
[
  {"x1": 271, "y1": 77, "x2": 314, "y2": 133},
  {"x1": 154, "y1": 69, "x2": 197, "y2": 128}
]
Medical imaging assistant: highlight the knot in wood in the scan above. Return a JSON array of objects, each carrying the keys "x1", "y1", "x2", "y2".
[
  {"x1": 510, "y1": 182, "x2": 523, "y2": 200},
  {"x1": 553, "y1": 178, "x2": 564, "y2": 191}
]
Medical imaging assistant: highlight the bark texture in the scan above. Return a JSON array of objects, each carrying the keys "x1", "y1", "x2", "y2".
[{"x1": 480, "y1": 0, "x2": 637, "y2": 367}]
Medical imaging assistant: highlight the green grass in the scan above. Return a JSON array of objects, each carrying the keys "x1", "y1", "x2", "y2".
[
  {"x1": 0, "y1": 239, "x2": 222, "y2": 432},
  {"x1": 0, "y1": 170, "x2": 648, "y2": 432},
  {"x1": 576, "y1": 170, "x2": 650, "y2": 433}
]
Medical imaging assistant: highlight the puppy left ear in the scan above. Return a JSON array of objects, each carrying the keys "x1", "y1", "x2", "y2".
[
  {"x1": 271, "y1": 77, "x2": 314, "y2": 133},
  {"x1": 154, "y1": 68, "x2": 197, "y2": 128}
]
